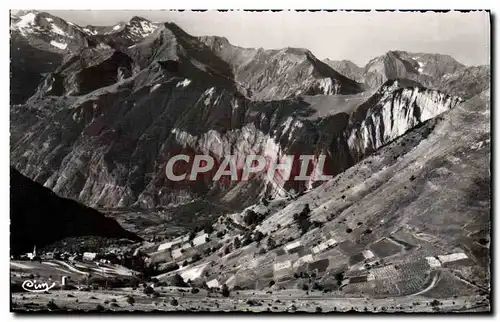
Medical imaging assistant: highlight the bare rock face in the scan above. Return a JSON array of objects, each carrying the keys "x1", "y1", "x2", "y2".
[
  {"x1": 11, "y1": 74, "x2": 460, "y2": 211},
  {"x1": 10, "y1": 10, "x2": 93, "y2": 53},
  {"x1": 34, "y1": 49, "x2": 134, "y2": 98},
  {"x1": 199, "y1": 36, "x2": 365, "y2": 100},
  {"x1": 438, "y1": 65, "x2": 490, "y2": 100},
  {"x1": 362, "y1": 50, "x2": 465, "y2": 89},
  {"x1": 10, "y1": 34, "x2": 63, "y2": 104},
  {"x1": 10, "y1": 10, "x2": 92, "y2": 104},
  {"x1": 92, "y1": 16, "x2": 160, "y2": 50},
  {"x1": 10, "y1": 12, "x2": 466, "y2": 212},
  {"x1": 322, "y1": 59, "x2": 365, "y2": 83},
  {"x1": 346, "y1": 79, "x2": 462, "y2": 160},
  {"x1": 10, "y1": 167, "x2": 141, "y2": 255}
]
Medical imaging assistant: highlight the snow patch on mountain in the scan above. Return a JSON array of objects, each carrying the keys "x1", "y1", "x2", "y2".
[
  {"x1": 83, "y1": 28, "x2": 97, "y2": 36},
  {"x1": 139, "y1": 20, "x2": 157, "y2": 35},
  {"x1": 15, "y1": 12, "x2": 37, "y2": 35},
  {"x1": 176, "y1": 79, "x2": 192, "y2": 88},
  {"x1": 50, "y1": 23, "x2": 69, "y2": 37},
  {"x1": 417, "y1": 61, "x2": 424, "y2": 73},
  {"x1": 126, "y1": 20, "x2": 158, "y2": 38},
  {"x1": 49, "y1": 40, "x2": 67, "y2": 50}
]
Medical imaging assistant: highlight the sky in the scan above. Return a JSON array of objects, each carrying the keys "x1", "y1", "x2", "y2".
[{"x1": 20, "y1": 10, "x2": 491, "y2": 66}]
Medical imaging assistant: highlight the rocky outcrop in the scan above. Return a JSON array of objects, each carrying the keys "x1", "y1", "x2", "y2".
[
  {"x1": 10, "y1": 12, "x2": 465, "y2": 211},
  {"x1": 362, "y1": 50, "x2": 465, "y2": 88},
  {"x1": 323, "y1": 59, "x2": 365, "y2": 83},
  {"x1": 10, "y1": 34, "x2": 63, "y2": 104},
  {"x1": 437, "y1": 65, "x2": 490, "y2": 100},
  {"x1": 11, "y1": 75, "x2": 460, "y2": 210},
  {"x1": 10, "y1": 10, "x2": 92, "y2": 53},
  {"x1": 93, "y1": 16, "x2": 160, "y2": 50},
  {"x1": 34, "y1": 49, "x2": 134, "y2": 97},
  {"x1": 10, "y1": 167, "x2": 141, "y2": 255},
  {"x1": 346, "y1": 79, "x2": 462, "y2": 160}
]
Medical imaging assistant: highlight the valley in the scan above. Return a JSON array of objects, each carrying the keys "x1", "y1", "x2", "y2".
[{"x1": 9, "y1": 10, "x2": 491, "y2": 313}]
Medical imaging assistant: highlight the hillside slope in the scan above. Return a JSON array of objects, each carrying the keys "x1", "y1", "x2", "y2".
[{"x1": 10, "y1": 168, "x2": 141, "y2": 255}]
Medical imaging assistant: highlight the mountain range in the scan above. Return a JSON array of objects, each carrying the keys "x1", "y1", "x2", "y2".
[
  {"x1": 10, "y1": 10, "x2": 490, "y2": 249},
  {"x1": 9, "y1": 10, "x2": 491, "y2": 312}
]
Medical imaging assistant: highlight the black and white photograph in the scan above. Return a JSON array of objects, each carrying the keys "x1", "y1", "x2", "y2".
[{"x1": 8, "y1": 8, "x2": 491, "y2": 313}]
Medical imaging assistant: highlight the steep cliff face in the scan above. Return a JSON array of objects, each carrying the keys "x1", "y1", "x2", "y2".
[
  {"x1": 199, "y1": 36, "x2": 364, "y2": 100},
  {"x1": 11, "y1": 75, "x2": 460, "y2": 210},
  {"x1": 347, "y1": 80, "x2": 462, "y2": 159}
]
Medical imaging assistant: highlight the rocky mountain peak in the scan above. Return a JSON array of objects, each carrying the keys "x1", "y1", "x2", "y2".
[
  {"x1": 363, "y1": 50, "x2": 465, "y2": 88},
  {"x1": 322, "y1": 59, "x2": 364, "y2": 83}
]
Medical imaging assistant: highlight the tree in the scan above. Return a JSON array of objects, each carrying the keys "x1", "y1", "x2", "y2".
[
  {"x1": 172, "y1": 274, "x2": 188, "y2": 287},
  {"x1": 267, "y1": 237, "x2": 277, "y2": 250},
  {"x1": 253, "y1": 230, "x2": 264, "y2": 242},
  {"x1": 191, "y1": 254, "x2": 202, "y2": 263},
  {"x1": 221, "y1": 284, "x2": 230, "y2": 297},
  {"x1": 143, "y1": 286, "x2": 154, "y2": 295},
  {"x1": 47, "y1": 299, "x2": 58, "y2": 310},
  {"x1": 335, "y1": 271, "x2": 345, "y2": 286},
  {"x1": 242, "y1": 235, "x2": 253, "y2": 246},
  {"x1": 243, "y1": 209, "x2": 259, "y2": 226},
  {"x1": 233, "y1": 237, "x2": 241, "y2": 249},
  {"x1": 204, "y1": 223, "x2": 214, "y2": 234}
]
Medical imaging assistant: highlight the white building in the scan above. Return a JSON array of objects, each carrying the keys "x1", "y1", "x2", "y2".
[
  {"x1": 362, "y1": 250, "x2": 375, "y2": 259},
  {"x1": 193, "y1": 233, "x2": 209, "y2": 247},
  {"x1": 425, "y1": 257, "x2": 442, "y2": 268},
  {"x1": 206, "y1": 279, "x2": 220, "y2": 289},
  {"x1": 284, "y1": 240, "x2": 302, "y2": 253},
  {"x1": 312, "y1": 238, "x2": 337, "y2": 254},
  {"x1": 172, "y1": 248, "x2": 183, "y2": 259},
  {"x1": 82, "y1": 252, "x2": 97, "y2": 261},
  {"x1": 26, "y1": 245, "x2": 37, "y2": 260},
  {"x1": 438, "y1": 252, "x2": 468, "y2": 263}
]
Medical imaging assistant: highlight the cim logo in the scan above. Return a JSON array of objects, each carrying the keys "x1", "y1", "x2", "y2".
[{"x1": 21, "y1": 279, "x2": 57, "y2": 293}]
